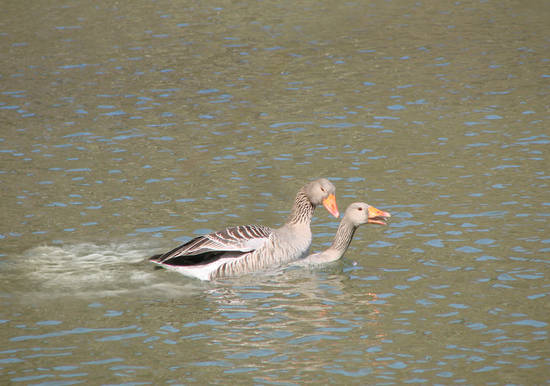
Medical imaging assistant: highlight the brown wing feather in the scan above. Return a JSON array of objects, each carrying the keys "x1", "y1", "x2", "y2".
[{"x1": 150, "y1": 224, "x2": 272, "y2": 266}]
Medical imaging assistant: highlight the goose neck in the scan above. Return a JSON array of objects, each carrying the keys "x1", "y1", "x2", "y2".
[
  {"x1": 288, "y1": 189, "x2": 315, "y2": 225},
  {"x1": 330, "y1": 218, "x2": 357, "y2": 253}
]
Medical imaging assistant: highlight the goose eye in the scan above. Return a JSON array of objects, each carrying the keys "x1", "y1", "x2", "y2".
[
  {"x1": 358, "y1": 207, "x2": 363, "y2": 211},
  {"x1": 320, "y1": 187, "x2": 325, "y2": 192}
]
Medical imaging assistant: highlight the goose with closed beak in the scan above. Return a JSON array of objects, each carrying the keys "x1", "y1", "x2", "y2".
[{"x1": 150, "y1": 178, "x2": 339, "y2": 280}]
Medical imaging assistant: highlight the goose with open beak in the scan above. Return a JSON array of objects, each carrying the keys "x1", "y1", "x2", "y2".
[{"x1": 294, "y1": 202, "x2": 390, "y2": 266}]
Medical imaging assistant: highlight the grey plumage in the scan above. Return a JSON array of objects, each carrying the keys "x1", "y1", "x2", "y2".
[
  {"x1": 150, "y1": 178, "x2": 339, "y2": 280},
  {"x1": 294, "y1": 202, "x2": 390, "y2": 266}
]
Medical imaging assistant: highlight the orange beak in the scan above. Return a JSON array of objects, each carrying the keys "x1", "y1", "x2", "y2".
[
  {"x1": 322, "y1": 193, "x2": 339, "y2": 218},
  {"x1": 368, "y1": 206, "x2": 391, "y2": 225}
]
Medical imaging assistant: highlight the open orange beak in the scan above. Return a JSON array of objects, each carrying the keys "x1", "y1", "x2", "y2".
[
  {"x1": 322, "y1": 193, "x2": 339, "y2": 218},
  {"x1": 368, "y1": 206, "x2": 391, "y2": 225}
]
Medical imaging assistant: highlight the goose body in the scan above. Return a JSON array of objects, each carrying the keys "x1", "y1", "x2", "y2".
[
  {"x1": 295, "y1": 202, "x2": 390, "y2": 266},
  {"x1": 150, "y1": 178, "x2": 339, "y2": 280}
]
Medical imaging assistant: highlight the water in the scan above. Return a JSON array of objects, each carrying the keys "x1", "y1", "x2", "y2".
[{"x1": 1, "y1": 0, "x2": 549, "y2": 384}]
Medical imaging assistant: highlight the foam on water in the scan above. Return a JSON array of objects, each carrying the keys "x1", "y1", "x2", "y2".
[{"x1": 13, "y1": 243, "x2": 199, "y2": 298}]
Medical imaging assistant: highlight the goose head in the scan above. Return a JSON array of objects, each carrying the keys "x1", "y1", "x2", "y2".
[
  {"x1": 346, "y1": 202, "x2": 391, "y2": 226},
  {"x1": 305, "y1": 178, "x2": 339, "y2": 218}
]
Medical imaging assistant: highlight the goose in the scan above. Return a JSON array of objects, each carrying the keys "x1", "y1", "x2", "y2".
[
  {"x1": 150, "y1": 178, "x2": 339, "y2": 280},
  {"x1": 294, "y1": 202, "x2": 390, "y2": 266}
]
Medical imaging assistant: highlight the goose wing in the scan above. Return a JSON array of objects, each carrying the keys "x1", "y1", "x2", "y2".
[{"x1": 150, "y1": 224, "x2": 272, "y2": 266}]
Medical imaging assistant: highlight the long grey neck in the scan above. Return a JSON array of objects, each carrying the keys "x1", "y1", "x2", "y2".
[
  {"x1": 329, "y1": 218, "x2": 357, "y2": 254},
  {"x1": 287, "y1": 188, "x2": 315, "y2": 225}
]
